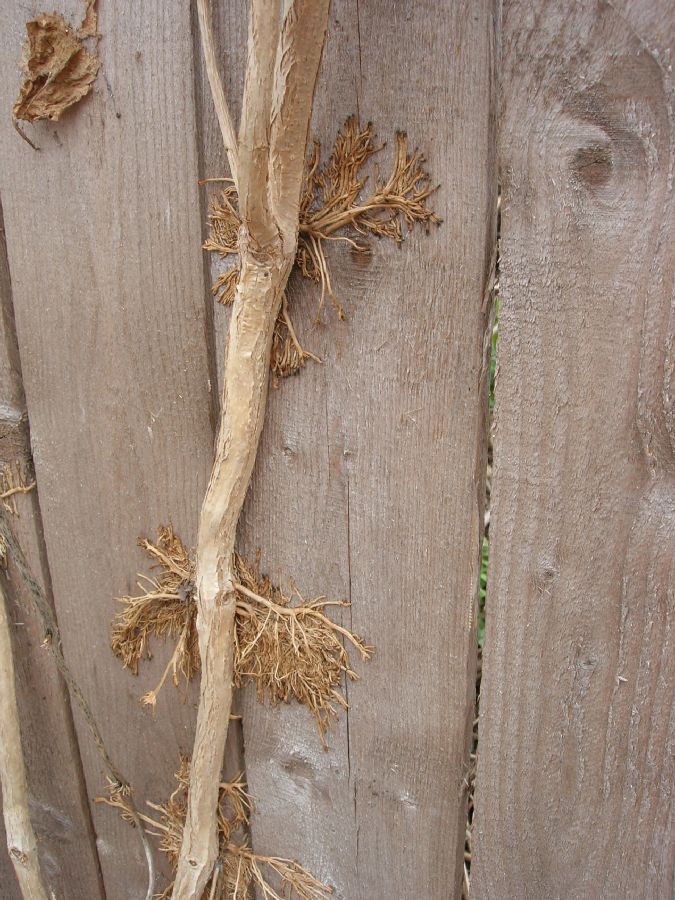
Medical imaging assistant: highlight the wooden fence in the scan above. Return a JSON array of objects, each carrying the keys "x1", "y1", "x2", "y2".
[{"x1": 0, "y1": 1, "x2": 671, "y2": 897}]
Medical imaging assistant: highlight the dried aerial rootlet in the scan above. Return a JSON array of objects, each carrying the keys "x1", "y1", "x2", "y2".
[
  {"x1": 111, "y1": 528, "x2": 371, "y2": 744},
  {"x1": 13, "y1": 0, "x2": 100, "y2": 146},
  {"x1": 0, "y1": 461, "x2": 35, "y2": 516},
  {"x1": 204, "y1": 116, "x2": 440, "y2": 377},
  {"x1": 99, "y1": 755, "x2": 332, "y2": 900},
  {"x1": 111, "y1": 527, "x2": 200, "y2": 708}
]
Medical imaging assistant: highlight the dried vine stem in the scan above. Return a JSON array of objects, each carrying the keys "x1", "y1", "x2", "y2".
[
  {"x1": 0, "y1": 573, "x2": 49, "y2": 899},
  {"x1": 175, "y1": 2, "x2": 330, "y2": 896},
  {"x1": 0, "y1": 507, "x2": 156, "y2": 900}
]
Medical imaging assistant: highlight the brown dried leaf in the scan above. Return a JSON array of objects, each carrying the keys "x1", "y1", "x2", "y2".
[{"x1": 13, "y1": 6, "x2": 100, "y2": 125}]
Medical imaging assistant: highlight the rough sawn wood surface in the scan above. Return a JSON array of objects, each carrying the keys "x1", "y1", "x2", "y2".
[{"x1": 473, "y1": 2, "x2": 674, "y2": 898}]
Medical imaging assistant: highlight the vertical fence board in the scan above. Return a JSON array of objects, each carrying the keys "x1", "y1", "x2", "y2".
[
  {"x1": 474, "y1": 2, "x2": 674, "y2": 898},
  {"x1": 0, "y1": 2, "x2": 216, "y2": 895},
  {"x1": 0, "y1": 205, "x2": 104, "y2": 899},
  {"x1": 200, "y1": 2, "x2": 497, "y2": 898}
]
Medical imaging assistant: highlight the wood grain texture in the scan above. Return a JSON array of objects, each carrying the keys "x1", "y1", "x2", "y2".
[
  {"x1": 204, "y1": 2, "x2": 497, "y2": 897},
  {"x1": 0, "y1": 203, "x2": 104, "y2": 900},
  {"x1": 0, "y1": 2, "x2": 216, "y2": 896},
  {"x1": 473, "y1": 2, "x2": 674, "y2": 898}
]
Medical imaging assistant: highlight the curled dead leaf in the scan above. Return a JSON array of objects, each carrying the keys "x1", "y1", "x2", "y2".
[{"x1": 12, "y1": 1, "x2": 100, "y2": 133}]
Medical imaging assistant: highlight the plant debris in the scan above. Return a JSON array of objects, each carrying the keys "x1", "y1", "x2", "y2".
[
  {"x1": 203, "y1": 116, "x2": 440, "y2": 377},
  {"x1": 13, "y1": 0, "x2": 100, "y2": 146},
  {"x1": 111, "y1": 528, "x2": 371, "y2": 743},
  {"x1": 98, "y1": 755, "x2": 332, "y2": 900}
]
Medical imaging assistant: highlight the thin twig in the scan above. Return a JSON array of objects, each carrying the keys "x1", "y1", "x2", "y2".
[
  {"x1": 0, "y1": 507, "x2": 156, "y2": 900},
  {"x1": 128, "y1": 808, "x2": 156, "y2": 900},
  {"x1": 196, "y1": 0, "x2": 239, "y2": 189},
  {"x1": 198, "y1": 177, "x2": 235, "y2": 185},
  {"x1": 208, "y1": 860, "x2": 222, "y2": 900},
  {"x1": 281, "y1": 295, "x2": 320, "y2": 363}
]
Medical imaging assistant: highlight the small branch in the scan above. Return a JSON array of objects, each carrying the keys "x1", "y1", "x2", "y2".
[
  {"x1": 196, "y1": 0, "x2": 239, "y2": 189},
  {"x1": 0, "y1": 579, "x2": 49, "y2": 899}
]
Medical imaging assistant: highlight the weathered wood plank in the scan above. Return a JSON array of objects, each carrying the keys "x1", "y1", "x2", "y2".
[
  {"x1": 203, "y1": 2, "x2": 497, "y2": 897},
  {"x1": 0, "y1": 2, "x2": 217, "y2": 895},
  {"x1": 473, "y1": 2, "x2": 674, "y2": 897},
  {"x1": 0, "y1": 202, "x2": 104, "y2": 899}
]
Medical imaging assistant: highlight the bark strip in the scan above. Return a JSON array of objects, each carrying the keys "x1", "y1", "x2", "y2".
[{"x1": 173, "y1": 2, "x2": 329, "y2": 895}]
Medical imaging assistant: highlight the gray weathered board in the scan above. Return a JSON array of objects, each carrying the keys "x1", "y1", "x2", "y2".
[
  {"x1": 232, "y1": 2, "x2": 496, "y2": 898},
  {"x1": 0, "y1": 1, "x2": 218, "y2": 895},
  {"x1": 0, "y1": 202, "x2": 104, "y2": 897},
  {"x1": 473, "y1": 2, "x2": 673, "y2": 898}
]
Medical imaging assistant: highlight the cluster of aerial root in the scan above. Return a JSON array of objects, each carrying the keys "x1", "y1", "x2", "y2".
[
  {"x1": 111, "y1": 527, "x2": 371, "y2": 744},
  {"x1": 204, "y1": 116, "x2": 440, "y2": 378}
]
